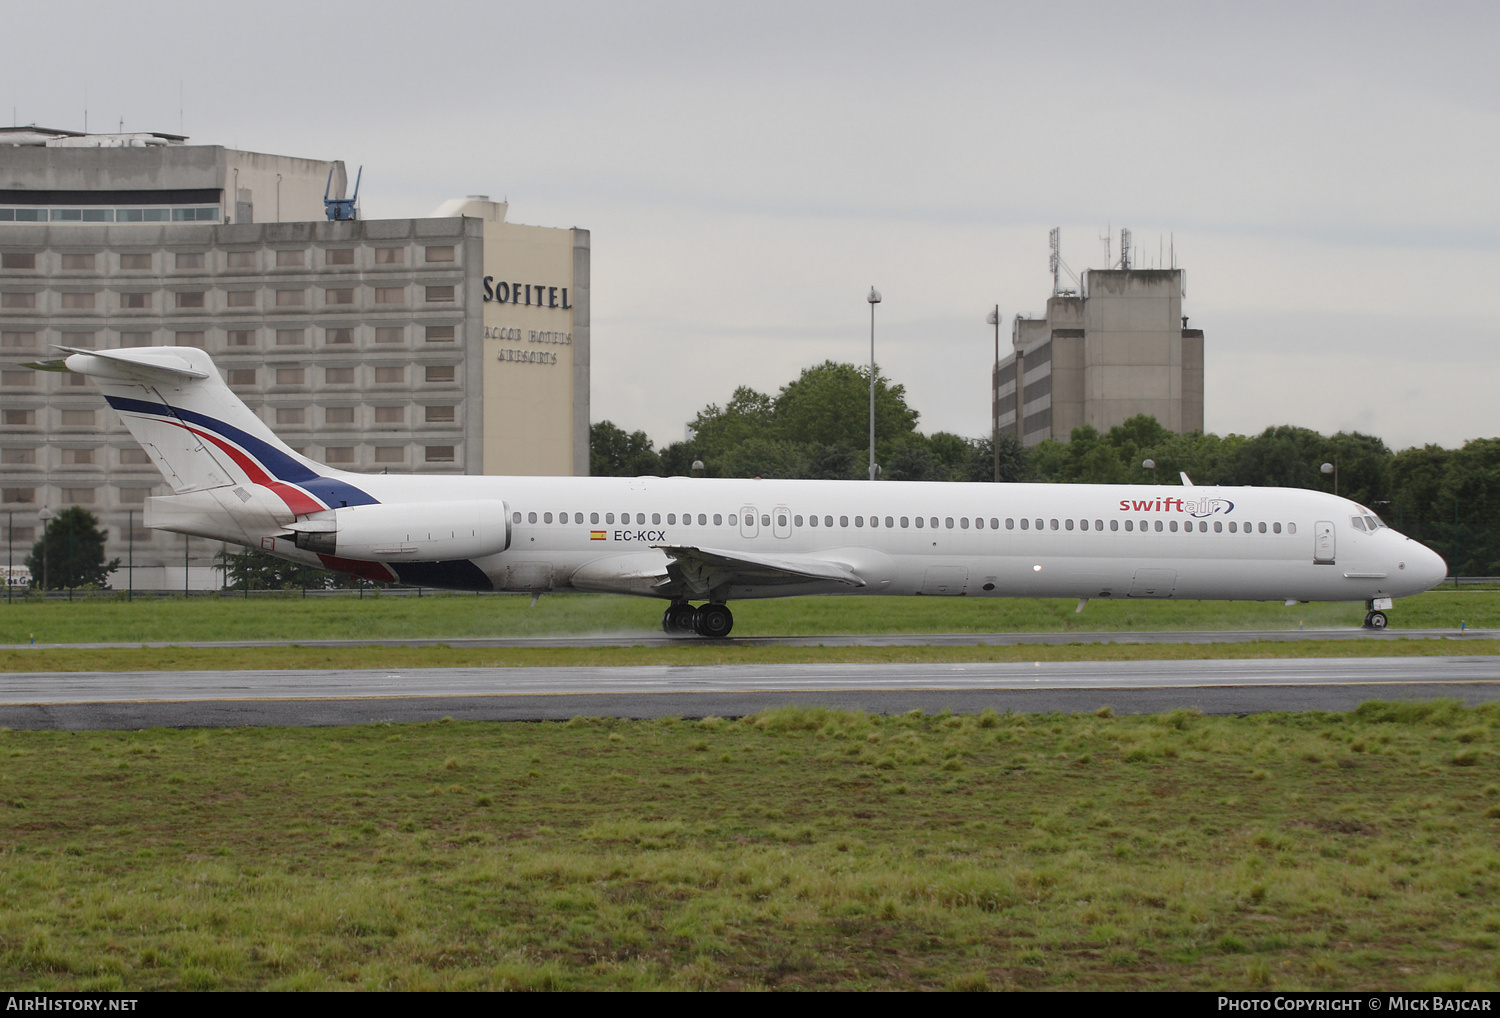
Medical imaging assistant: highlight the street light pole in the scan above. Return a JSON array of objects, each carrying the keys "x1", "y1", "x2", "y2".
[
  {"x1": 987, "y1": 306, "x2": 1001, "y2": 482},
  {"x1": 38, "y1": 506, "x2": 53, "y2": 596},
  {"x1": 867, "y1": 286, "x2": 882, "y2": 481}
]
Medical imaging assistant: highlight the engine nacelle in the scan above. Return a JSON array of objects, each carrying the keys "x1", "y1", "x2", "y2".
[{"x1": 285, "y1": 499, "x2": 510, "y2": 562}]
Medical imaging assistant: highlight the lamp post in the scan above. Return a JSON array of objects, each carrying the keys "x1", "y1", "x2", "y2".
[
  {"x1": 38, "y1": 506, "x2": 53, "y2": 595},
  {"x1": 1142, "y1": 458, "x2": 1156, "y2": 478},
  {"x1": 987, "y1": 307, "x2": 1001, "y2": 481},
  {"x1": 1321, "y1": 461, "x2": 1338, "y2": 496},
  {"x1": 6, "y1": 509, "x2": 11, "y2": 603},
  {"x1": 867, "y1": 286, "x2": 882, "y2": 481}
]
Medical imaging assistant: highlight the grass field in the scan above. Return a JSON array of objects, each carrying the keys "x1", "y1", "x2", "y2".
[
  {"x1": 2, "y1": 702, "x2": 1497, "y2": 991},
  {"x1": 3, "y1": 590, "x2": 1498, "y2": 646},
  {"x1": 1, "y1": 638, "x2": 1498, "y2": 675}
]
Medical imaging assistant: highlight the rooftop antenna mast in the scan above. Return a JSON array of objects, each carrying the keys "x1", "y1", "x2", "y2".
[
  {"x1": 1049, "y1": 227, "x2": 1079, "y2": 296},
  {"x1": 1118, "y1": 227, "x2": 1132, "y2": 270}
]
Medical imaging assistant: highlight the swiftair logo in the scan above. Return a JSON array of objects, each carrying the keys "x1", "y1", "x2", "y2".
[{"x1": 1117, "y1": 496, "x2": 1235, "y2": 518}]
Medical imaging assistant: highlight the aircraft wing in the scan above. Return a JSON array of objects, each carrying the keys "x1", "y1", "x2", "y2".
[{"x1": 653, "y1": 544, "x2": 866, "y2": 600}]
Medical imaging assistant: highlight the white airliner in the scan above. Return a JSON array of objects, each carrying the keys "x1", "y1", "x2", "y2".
[{"x1": 56, "y1": 346, "x2": 1446, "y2": 636}]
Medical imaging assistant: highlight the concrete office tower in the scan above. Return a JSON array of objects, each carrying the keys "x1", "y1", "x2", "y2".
[
  {"x1": 993, "y1": 269, "x2": 1204, "y2": 449},
  {"x1": 0, "y1": 129, "x2": 588, "y2": 589}
]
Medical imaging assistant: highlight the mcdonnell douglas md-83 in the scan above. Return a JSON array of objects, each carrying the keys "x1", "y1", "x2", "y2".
[{"x1": 49, "y1": 346, "x2": 1447, "y2": 636}]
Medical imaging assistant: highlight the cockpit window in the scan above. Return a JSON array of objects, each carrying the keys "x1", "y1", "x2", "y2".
[
  {"x1": 1349, "y1": 516, "x2": 1366, "y2": 532},
  {"x1": 1365, "y1": 515, "x2": 1381, "y2": 530}
]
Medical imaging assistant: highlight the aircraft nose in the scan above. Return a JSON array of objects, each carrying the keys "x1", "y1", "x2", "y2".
[{"x1": 1408, "y1": 542, "x2": 1447, "y2": 591}]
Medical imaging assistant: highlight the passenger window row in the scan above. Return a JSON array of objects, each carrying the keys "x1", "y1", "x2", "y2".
[
  {"x1": 509, "y1": 510, "x2": 1298, "y2": 536},
  {"x1": 510, "y1": 510, "x2": 1299, "y2": 536}
]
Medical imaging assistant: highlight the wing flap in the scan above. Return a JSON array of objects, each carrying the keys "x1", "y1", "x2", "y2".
[{"x1": 654, "y1": 544, "x2": 865, "y2": 600}]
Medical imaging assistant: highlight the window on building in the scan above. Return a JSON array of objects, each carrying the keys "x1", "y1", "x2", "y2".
[
  {"x1": 61, "y1": 253, "x2": 95, "y2": 270},
  {"x1": 2, "y1": 293, "x2": 37, "y2": 309},
  {"x1": 424, "y1": 285, "x2": 455, "y2": 302},
  {"x1": 2, "y1": 410, "x2": 36, "y2": 426},
  {"x1": 425, "y1": 246, "x2": 455, "y2": 262},
  {"x1": 325, "y1": 367, "x2": 354, "y2": 384},
  {"x1": 226, "y1": 290, "x2": 256, "y2": 307},
  {"x1": 276, "y1": 329, "x2": 305, "y2": 346},
  {"x1": 61, "y1": 410, "x2": 96, "y2": 426},
  {"x1": 1, "y1": 253, "x2": 36, "y2": 270},
  {"x1": 425, "y1": 405, "x2": 455, "y2": 423},
  {"x1": 325, "y1": 406, "x2": 355, "y2": 424},
  {"x1": 1, "y1": 449, "x2": 35, "y2": 464},
  {"x1": 424, "y1": 365, "x2": 455, "y2": 383},
  {"x1": 375, "y1": 327, "x2": 404, "y2": 343},
  {"x1": 176, "y1": 291, "x2": 205, "y2": 309},
  {"x1": 119, "y1": 332, "x2": 151, "y2": 347},
  {"x1": 61, "y1": 487, "x2": 95, "y2": 503},
  {"x1": 375, "y1": 247, "x2": 405, "y2": 264},
  {"x1": 326, "y1": 288, "x2": 354, "y2": 305},
  {"x1": 425, "y1": 325, "x2": 455, "y2": 343},
  {"x1": 174, "y1": 331, "x2": 206, "y2": 348},
  {"x1": 1, "y1": 332, "x2": 37, "y2": 349},
  {"x1": 275, "y1": 289, "x2": 305, "y2": 307},
  {"x1": 119, "y1": 253, "x2": 152, "y2": 271},
  {"x1": 325, "y1": 328, "x2": 353, "y2": 345},
  {"x1": 120, "y1": 448, "x2": 150, "y2": 465},
  {"x1": 375, "y1": 366, "x2": 404, "y2": 384},
  {"x1": 425, "y1": 445, "x2": 455, "y2": 462},
  {"x1": 175, "y1": 252, "x2": 205, "y2": 269},
  {"x1": 325, "y1": 248, "x2": 354, "y2": 266},
  {"x1": 275, "y1": 250, "x2": 305, "y2": 267},
  {"x1": 2, "y1": 488, "x2": 36, "y2": 504},
  {"x1": 118, "y1": 487, "x2": 152, "y2": 504},
  {"x1": 226, "y1": 251, "x2": 256, "y2": 269},
  {"x1": 276, "y1": 368, "x2": 305, "y2": 385},
  {"x1": 227, "y1": 369, "x2": 256, "y2": 386},
  {"x1": 324, "y1": 447, "x2": 354, "y2": 464},
  {"x1": 374, "y1": 287, "x2": 404, "y2": 304},
  {"x1": 228, "y1": 330, "x2": 255, "y2": 347},
  {"x1": 3, "y1": 525, "x2": 35, "y2": 542},
  {"x1": 60, "y1": 292, "x2": 96, "y2": 309},
  {"x1": 61, "y1": 333, "x2": 95, "y2": 348},
  {"x1": 374, "y1": 406, "x2": 404, "y2": 424},
  {"x1": 60, "y1": 448, "x2": 94, "y2": 465},
  {"x1": 276, "y1": 408, "x2": 306, "y2": 425},
  {"x1": 120, "y1": 292, "x2": 151, "y2": 309},
  {"x1": 374, "y1": 446, "x2": 404, "y2": 463},
  {"x1": 65, "y1": 371, "x2": 87, "y2": 387}
]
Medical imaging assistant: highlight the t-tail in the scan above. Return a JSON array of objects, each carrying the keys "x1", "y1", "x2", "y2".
[{"x1": 60, "y1": 346, "x2": 381, "y2": 546}]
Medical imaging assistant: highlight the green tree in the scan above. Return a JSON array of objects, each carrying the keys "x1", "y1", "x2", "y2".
[
  {"x1": 1434, "y1": 437, "x2": 1500, "y2": 576},
  {"x1": 217, "y1": 548, "x2": 361, "y2": 590},
  {"x1": 990, "y1": 432, "x2": 1028, "y2": 483},
  {"x1": 590, "y1": 421, "x2": 662, "y2": 477},
  {"x1": 1389, "y1": 444, "x2": 1451, "y2": 541},
  {"x1": 772, "y1": 361, "x2": 920, "y2": 455},
  {"x1": 688, "y1": 386, "x2": 775, "y2": 465},
  {"x1": 714, "y1": 437, "x2": 811, "y2": 479},
  {"x1": 24, "y1": 506, "x2": 119, "y2": 590}
]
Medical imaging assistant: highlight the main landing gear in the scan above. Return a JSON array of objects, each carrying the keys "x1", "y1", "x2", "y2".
[
  {"x1": 1363, "y1": 599, "x2": 1389, "y2": 630},
  {"x1": 662, "y1": 601, "x2": 734, "y2": 638}
]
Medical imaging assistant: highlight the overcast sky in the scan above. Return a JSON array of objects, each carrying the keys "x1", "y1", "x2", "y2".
[{"x1": 8, "y1": 1, "x2": 1498, "y2": 452}]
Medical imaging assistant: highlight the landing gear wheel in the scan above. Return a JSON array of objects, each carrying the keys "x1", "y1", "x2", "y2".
[
  {"x1": 662, "y1": 602, "x2": 698, "y2": 636},
  {"x1": 1364, "y1": 610, "x2": 1388, "y2": 630},
  {"x1": 694, "y1": 602, "x2": 734, "y2": 638}
]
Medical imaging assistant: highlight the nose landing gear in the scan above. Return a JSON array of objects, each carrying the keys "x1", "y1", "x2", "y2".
[
  {"x1": 1363, "y1": 598, "x2": 1389, "y2": 630},
  {"x1": 661, "y1": 601, "x2": 735, "y2": 638}
]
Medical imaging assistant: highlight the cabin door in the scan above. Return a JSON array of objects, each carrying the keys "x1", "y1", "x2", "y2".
[{"x1": 1313, "y1": 521, "x2": 1336, "y2": 564}]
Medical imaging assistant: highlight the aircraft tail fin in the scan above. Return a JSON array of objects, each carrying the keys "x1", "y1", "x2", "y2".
[{"x1": 64, "y1": 346, "x2": 379, "y2": 514}]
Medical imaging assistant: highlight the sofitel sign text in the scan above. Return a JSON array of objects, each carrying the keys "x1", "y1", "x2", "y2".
[{"x1": 482, "y1": 277, "x2": 570, "y2": 309}]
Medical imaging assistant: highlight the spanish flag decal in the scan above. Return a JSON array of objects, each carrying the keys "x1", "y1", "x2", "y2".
[{"x1": 590, "y1": 530, "x2": 606, "y2": 541}]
